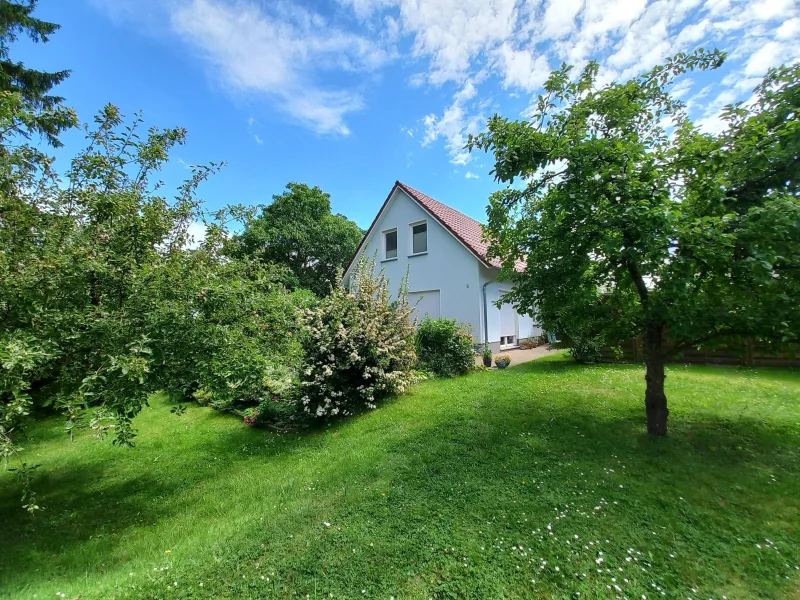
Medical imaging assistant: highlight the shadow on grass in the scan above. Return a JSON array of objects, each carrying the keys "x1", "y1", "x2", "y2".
[
  {"x1": 0, "y1": 411, "x2": 313, "y2": 575},
  {"x1": 0, "y1": 357, "x2": 798, "y2": 599}
]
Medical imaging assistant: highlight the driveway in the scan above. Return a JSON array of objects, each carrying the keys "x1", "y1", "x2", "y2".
[{"x1": 477, "y1": 344, "x2": 558, "y2": 368}]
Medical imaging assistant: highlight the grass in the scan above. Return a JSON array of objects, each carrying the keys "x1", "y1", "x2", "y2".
[{"x1": 1, "y1": 353, "x2": 799, "y2": 600}]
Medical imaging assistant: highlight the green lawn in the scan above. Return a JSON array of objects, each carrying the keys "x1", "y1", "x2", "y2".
[{"x1": 2, "y1": 354, "x2": 799, "y2": 600}]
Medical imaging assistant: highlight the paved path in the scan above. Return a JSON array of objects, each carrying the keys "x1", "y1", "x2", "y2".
[{"x1": 476, "y1": 344, "x2": 559, "y2": 368}]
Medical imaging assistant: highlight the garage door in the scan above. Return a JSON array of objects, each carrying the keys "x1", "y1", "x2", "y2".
[{"x1": 409, "y1": 289, "x2": 440, "y2": 321}]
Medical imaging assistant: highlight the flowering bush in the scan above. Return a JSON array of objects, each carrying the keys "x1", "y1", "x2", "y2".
[
  {"x1": 519, "y1": 337, "x2": 540, "y2": 350},
  {"x1": 242, "y1": 408, "x2": 259, "y2": 426},
  {"x1": 298, "y1": 257, "x2": 417, "y2": 418},
  {"x1": 415, "y1": 318, "x2": 475, "y2": 377}
]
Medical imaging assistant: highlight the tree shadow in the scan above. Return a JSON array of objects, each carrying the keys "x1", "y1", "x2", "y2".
[
  {"x1": 0, "y1": 411, "x2": 314, "y2": 581},
  {"x1": 1, "y1": 359, "x2": 797, "y2": 598}
]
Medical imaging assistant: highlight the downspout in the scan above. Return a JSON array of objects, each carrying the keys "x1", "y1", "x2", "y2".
[{"x1": 482, "y1": 281, "x2": 490, "y2": 348}]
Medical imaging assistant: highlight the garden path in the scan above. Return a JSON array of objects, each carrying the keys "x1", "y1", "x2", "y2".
[{"x1": 477, "y1": 344, "x2": 558, "y2": 367}]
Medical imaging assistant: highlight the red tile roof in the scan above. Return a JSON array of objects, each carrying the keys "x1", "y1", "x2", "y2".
[
  {"x1": 394, "y1": 181, "x2": 502, "y2": 268},
  {"x1": 344, "y1": 180, "x2": 524, "y2": 277}
]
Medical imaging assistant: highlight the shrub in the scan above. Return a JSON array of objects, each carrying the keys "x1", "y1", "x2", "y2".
[
  {"x1": 415, "y1": 318, "x2": 475, "y2": 377},
  {"x1": 568, "y1": 335, "x2": 603, "y2": 364},
  {"x1": 298, "y1": 257, "x2": 417, "y2": 418},
  {"x1": 494, "y1": 354, "x2": 511, "y2": 368},
  {"x1": 519, "y1": 338, "x2": 540, "y2": 350}
]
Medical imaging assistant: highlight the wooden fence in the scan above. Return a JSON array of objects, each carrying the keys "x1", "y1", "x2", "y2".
[{"x1": 600, "y1": 338, "x2": 800, "y2": 367}]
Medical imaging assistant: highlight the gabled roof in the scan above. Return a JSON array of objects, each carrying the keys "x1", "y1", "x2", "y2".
[
  {"x1": 396, "y1": 181, "x2": 502, "y2": 268},
  {"x1": 344, "y1": 181, "x2": 523, "y2": 278}
]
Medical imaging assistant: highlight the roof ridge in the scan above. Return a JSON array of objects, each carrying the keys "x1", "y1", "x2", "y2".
[
  {"x1": 344, "y1": 181, "x2": 523, "y2": 280},
  {"x1": 395, "y1": 180, "x2": 486, "y2": 227}
]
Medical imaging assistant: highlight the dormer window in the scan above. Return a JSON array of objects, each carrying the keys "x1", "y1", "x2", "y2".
[
  {"x1": 384, "y1": 228, "x2": 397, "y2": 260},
  {"x1": 411, "y1": 221, "x2": 427, "y2": 255}
]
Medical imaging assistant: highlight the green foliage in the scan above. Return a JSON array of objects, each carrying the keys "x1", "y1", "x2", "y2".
[
  {"x1": 416, "y1": 317, "x2": 475, "y2": 377},
  {"x1": 0, "y1": 94, "x2": 316, "y2": 497},
  {"x1": 467, "y1": 50, "x2": 800, "y2": 433},
  {"x1": 565, "y1": 334, "x2": 602, "y2": 364},
  {"x1": 298, "y1": 256, "x2": 417, "y2": 418},
  {"x1": 481, "y1": 345, "x2": 493, "y2": 360},
  {"x1": 0, "y1": 0, "x2": 76, "y2": 145},
  {"x1": 231, "y1": 182, "x2": 364, "y2": 297}
]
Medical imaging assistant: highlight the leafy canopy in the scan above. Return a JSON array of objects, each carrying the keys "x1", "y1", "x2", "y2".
[
  {"x1": 0, "y1": 0, "x2": 75, "y2": 145},
  {"x1": 467, "y1": 50, "x2": 800, "y2": 434},
  {"x1": 469, "y1": 50, "x2": 799, "y2": 352},
  {"x1": 232, "y1": 183, "x2": 364, "y2": 296}
]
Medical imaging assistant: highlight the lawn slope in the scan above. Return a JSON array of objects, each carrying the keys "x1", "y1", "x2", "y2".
[{"x1": 1, "y1": 354, "x2": 799, "y2": 599}]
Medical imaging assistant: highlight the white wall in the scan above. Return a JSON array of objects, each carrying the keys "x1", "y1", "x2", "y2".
[
  {"x1": 478, "y1": 265, "x2": 542, "y2": 346},
  {"x1": 345, "y1": 187, "x2": 541, "y2": 347},
  {"x1": 345, "y1": 188, "x2": 482, "y2": 333}
]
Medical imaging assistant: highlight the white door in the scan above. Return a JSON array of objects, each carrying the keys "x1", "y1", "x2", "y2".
[
  {"x1": 499, "y1": 291, "x2": 518, "y2": 348},
  {"x1": 409, "y1": 290, "x2": 440, "y2": 321}
]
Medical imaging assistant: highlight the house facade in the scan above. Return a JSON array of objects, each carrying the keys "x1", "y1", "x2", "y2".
[{"x1": 342, "y1": 181, "x2": 541, "y2": 352}]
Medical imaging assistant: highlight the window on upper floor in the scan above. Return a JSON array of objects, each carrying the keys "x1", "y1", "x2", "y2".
[
  {"x1": 384, "y1": 228, "x2": 397, "y2": 260},
  {"x1": 411, "y1": 221, "x2": 427, "y2": 254}
]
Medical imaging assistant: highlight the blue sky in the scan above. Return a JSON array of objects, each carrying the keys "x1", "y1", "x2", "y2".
[{"x1": 17, "y1": 0, "x2": 800, "y2": 231}]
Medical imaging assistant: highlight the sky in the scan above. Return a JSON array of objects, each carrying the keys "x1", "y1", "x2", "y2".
[{"x1": 15, "y1": 0, "x2": 800, "y2": 231}]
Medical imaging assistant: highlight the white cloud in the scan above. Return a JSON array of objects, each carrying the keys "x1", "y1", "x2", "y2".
[
  {"x1": 171, "y1": 0, "x2": 390, "y2": 135},
  {"x1": 695, "y1": 88, "x2": 738, "y2": 133},
  {"x1": 465, "y1": 171, "x2": 480, "y2": 179},
  {"x1": 247, "y1": 116, "x2": 264, "y2": 144},
  {"x1": 185, "y1": 220, "x2": 207, "y2": 249},
  {"x1": 744, "y1": 41, "x2": 786, "y2": 76},
  {"x1": 749, "y1": 0, "x2": 795, "y2": 21},
  {"x1": 95, "y1": 0, "x2": 800, "y2": 159},
  {"x1": 540, "y1": 0, "x2": 584, "y2": 39},
  {"x1": 670, "y1": 77, "x2": 694, "y2": 99},
  {"x1": 776, "y1": 17, "x2": 800, "y2": 39},
  {"x1": 94, "y1": 0, "x2": 389, "y2": 136},
  {"x1": 496, "y1": 44, "x2": 551, "y2": 91},
  {"x1": 403, "y1": 0, "x2": 518, "y2": 84},
  {"x1": 340, "y1": 0, "x2": 518, "y2": 84},
  {"x1": 422, "y1": 80, "x2": 484, "y2": 165},
  {"x1": 674, "y1": 18, "x2": 709, "y2": 46}
]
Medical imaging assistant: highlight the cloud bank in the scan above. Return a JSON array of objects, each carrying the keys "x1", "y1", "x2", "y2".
[{"x1": 94, "y1": 0, "x2": 800, "y2": 150}]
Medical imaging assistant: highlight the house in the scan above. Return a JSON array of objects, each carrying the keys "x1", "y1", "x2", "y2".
[{"x1": 342, "y1": 181, "x2": 542, "y2": 352}]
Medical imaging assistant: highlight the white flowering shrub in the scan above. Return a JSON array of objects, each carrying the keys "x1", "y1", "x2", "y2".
[{"x1": 298, "y1": 257, "x2": 417, "y2": 418}]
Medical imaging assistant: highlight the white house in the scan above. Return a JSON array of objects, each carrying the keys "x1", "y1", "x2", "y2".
[{"x1": 342, "y1": 181, "x2": 542, "y2": 352}]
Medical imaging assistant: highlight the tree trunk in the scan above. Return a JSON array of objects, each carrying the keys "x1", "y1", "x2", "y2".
[{"x1": 643, "y1": 325, "x2": 668, "y2": 436}]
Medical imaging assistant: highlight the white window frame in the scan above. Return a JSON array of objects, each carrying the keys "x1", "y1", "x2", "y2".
[
  {"x1": 382, "y1": 227, "x2": 398, "y2": 261},
  {"x1": 408, "y1": 219, "x2": 428, "y2": 256}
]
